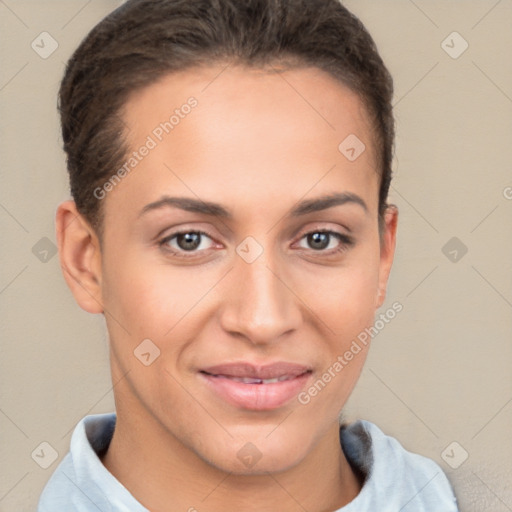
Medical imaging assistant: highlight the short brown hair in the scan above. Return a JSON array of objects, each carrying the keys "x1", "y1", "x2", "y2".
[{"x1": 59, "y1": 0, "x2": 394, "y2": 234}]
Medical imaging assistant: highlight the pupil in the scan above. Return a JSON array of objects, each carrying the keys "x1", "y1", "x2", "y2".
[
  {"x1": 309, "y1": 232, "x2": 329, "y2": 250},
  {"x1": 178, "y1": 232, "x2": 201, "y2": 251}
]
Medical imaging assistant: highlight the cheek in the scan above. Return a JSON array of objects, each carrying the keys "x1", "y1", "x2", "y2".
[
  {"x1": 100, "y1": 257, "x2": 199, "y2": 407},
  {"x1": 100, "y1": 255, "x2": 224, "y2": 389},
  {"x1": 296, "y1": 247, "x2": 380, "y2": 411},
  {"x1": 102, "y1": 250, "x2": 207, "y2": 336},
  {"x1": 300, "y1": 255, "x2": 380, "y2": 336}
]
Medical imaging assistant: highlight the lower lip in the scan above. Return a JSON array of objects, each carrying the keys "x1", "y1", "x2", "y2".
[{"x1": 199, "y1": 372, "x2": 312, "y2": 411}]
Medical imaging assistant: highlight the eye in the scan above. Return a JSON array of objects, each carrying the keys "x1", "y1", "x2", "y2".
[
  {"x1": 296, "y1": 230, "x2": 354, "y2": 254},
  {"x1": 159, "y1": 230, "x2": 217, "y2": 256}
]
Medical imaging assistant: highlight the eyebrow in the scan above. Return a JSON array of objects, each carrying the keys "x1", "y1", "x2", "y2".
[
  {"x1": 290, "y1": 192, "x2": 368, "y2": 216},
  {"x1": 139, "y1": 192, "x2": 368, "y2": 219}
]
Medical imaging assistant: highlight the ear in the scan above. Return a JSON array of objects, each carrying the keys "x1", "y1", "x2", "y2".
[
  {"x1": 376, "y1": 204, "x2": 398, "y2": 308},
  {"x1": 55, "y1": 200, "x2": 104, "y2": 314}
]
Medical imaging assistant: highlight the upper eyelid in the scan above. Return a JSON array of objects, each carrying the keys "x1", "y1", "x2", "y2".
[
  {"x1": 293, "y1": 230, "x2": 353, "y2": 248},
  {"x1": 159, "y1": 226, "x2": 349, "y2": 240},
  {"x1": 160, "y1": 228, "x2": 212, "y2": 240},
  {"x1": 155, "y1": 215, "x2": 353, "y2": 239},
  {"x1": 159, "y1": 229, "x2": 217, "y2": 246},
  {"x1": 292, "y1": 225, "x2": 353, "y2": 243}
]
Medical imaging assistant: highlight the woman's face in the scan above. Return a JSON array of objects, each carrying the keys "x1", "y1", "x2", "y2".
[{"x1": 97, "y1": 65, "x2": 397, "y2": 474}]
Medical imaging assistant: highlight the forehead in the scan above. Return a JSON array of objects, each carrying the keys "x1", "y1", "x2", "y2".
[
  {"x1": 107, "y1": 64, "x2": 379, "y2": 221},
  {"x1": 122, "y1": 64, "x2": 375, "y2": 156}
]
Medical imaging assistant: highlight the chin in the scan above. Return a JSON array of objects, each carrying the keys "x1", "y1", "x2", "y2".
[
  {"x1": 197, "y1": 431, "x2": 308, "y2": 476},
  {"x1": 212, "y1": 452, "x2": 304, "y2": 477}
]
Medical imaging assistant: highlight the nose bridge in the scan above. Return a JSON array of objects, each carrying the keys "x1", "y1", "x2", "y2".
[{"x1": 220, "y1": 245, "x2": 301, "y2": 343}]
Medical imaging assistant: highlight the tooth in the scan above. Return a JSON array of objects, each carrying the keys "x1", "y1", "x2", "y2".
[
  {"x1": 238, "y1": 377, "x2": 263, "y2": 384},
  {"x1": 225, "y1": 375, "x2": 293, "y2": 384}
]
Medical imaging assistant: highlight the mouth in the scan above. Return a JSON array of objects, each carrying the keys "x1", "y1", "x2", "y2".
[
  {"x1": 200, "y1": 373, "x2": 301, "y2": 384},
  {"x1": 198, "y1": 362, "x2": 313, "y2": 410}
]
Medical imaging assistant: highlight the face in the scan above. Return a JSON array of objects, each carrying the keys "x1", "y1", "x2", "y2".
[{"x1": 63, "y1": 64, "x2": 397, "y2": 475}]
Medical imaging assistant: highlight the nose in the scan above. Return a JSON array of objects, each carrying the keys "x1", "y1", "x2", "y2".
[{"x1": 219, "y1": 249, "x2": 303, "y2": 345}]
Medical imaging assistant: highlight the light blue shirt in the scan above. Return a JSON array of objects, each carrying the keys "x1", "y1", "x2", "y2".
[{"x1": 37, "y1": 413, "x2": 459, "y2": 511}]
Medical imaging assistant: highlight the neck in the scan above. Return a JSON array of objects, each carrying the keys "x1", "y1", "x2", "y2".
[{"x1": 102, "y1": 408, "x2": 361, "y2": 512}]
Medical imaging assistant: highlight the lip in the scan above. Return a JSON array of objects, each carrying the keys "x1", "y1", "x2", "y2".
[{"x1": 199, "y1": 361, "x2": 313, "y2": 410}]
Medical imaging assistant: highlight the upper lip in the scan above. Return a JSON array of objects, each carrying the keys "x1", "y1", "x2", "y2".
[{"x1": 200, "y1": 362, "x2": 312, "y2": 380}]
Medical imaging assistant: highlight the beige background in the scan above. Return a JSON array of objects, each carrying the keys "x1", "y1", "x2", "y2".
[{"x1": 1, "y1": 1, "x2": 511, "y2": 511}]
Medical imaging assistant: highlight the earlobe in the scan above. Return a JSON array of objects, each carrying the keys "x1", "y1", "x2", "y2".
[
  {"x1": 376, "y1": 204, "x2": 398, "y2": 308},
  {"x1": 55, "y1": 200, "x2": 104, "y2": 314}
]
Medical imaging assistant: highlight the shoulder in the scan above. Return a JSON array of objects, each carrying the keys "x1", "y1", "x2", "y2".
[
  {"x1": 340, "y1": 420, "x2": 459, "y2": 511},
  {"x1": 37, "y1": 447, "x2": 114, "y2": 512},
  {"x1": 37, "y1": 413, "x2": 146, "y2": 512}
]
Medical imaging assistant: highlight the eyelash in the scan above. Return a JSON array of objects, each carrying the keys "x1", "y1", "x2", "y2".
[
  {"x1": 158, "y1": 229, "x2": 216, "y2": 259},
  {"x1": 158, "y1": 229, "x2": 354, "y2": 259}
]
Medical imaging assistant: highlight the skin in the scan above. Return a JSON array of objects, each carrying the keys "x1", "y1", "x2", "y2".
[{"x1": 56, "y1": 64, "x2": 398, "y2": 512}]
